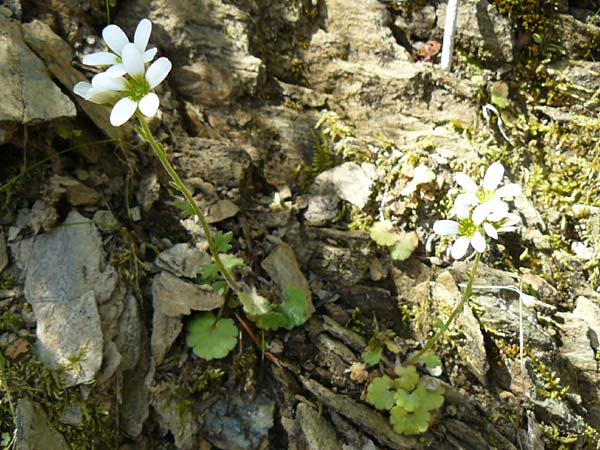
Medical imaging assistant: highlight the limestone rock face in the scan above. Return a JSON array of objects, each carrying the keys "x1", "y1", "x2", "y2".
[{"x1": 0, "y1": 19, "x2": 75, "y2": 142}]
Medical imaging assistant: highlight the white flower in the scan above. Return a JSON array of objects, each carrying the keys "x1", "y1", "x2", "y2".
[
  {"x1": 74, "y1": 43, "x2": 172, "y2": 126},
  {"x1": 82, "y1": 19, "x2": 157, "y2": 77},
  {"x1": 433, "y1": 162, "x2": 522, "y2": 259},
  {"x1": 454, "y1": 162, "x2": 521, "y2": 220},
  {"x1": 433, "y1": 205, "x2": 487, "y2": 259},
  {"x1": 74, "y1": 72, "x2": 125, "y2": 104}
]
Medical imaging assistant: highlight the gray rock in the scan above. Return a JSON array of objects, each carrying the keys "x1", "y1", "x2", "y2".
[
  {"x1": 93, "y1": 210, "x2": 119, "y2": 232},
  {"x1": 262, "y1": 242, "x2": 314, "y2": 314},
  {"x1": 0, "y1": 228, "x2": 7, "y2": 273},
  {"x1": 50, "y1": 175, "x2": 100, "y2": 206},
  {"x1": 152, "y1": 271, "x2": 224, "y2": 317},
  {"x1": 437, "y1": 0, "x2": 514, "y2": 65},
  {"x1": 305, "y1": 162, "x2": 374, "y2": 225},
  {"x1": 201, "y1": 392, "x2": 274, "y2": 450},
  {"x1": 16, "y1": 397, "x2": 70, "y2": 450},
  {"x1": 156, "y1": 243, "x2": 210, "y2": 279},
  {"x1": 151, "y1": 307, "x2": 182, "y2": 366},
  {"x1": 432, "y1": 271, "x2": 489, "y2": 385},
  {"x1": 173, "y1": 137, "x2": 252, "y2": 194},
  {"x1": 33, "y1": 290, "x2": 103, "y2": 386},
  {"x1": 0, "y1": 19, "x2": 75, "y2": 126},
  {"x1": 14, "y1": 211, "x2": 116, "y2": 386},
  {"x1": 152, "y1": 381, "x2": 198, "y2": 450},
  {"x1": 151, "y1": 0, "x2": 265, "y2": 106},
  {"x1": 296, "y1": 402, "x2": 342, "y2": 450}
]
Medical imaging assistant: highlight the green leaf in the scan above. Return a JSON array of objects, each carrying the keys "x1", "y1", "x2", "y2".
[
  {"x1": 238, "y1": 288, "x2": 272, "y2": 318},
  {"x1": 490, "y1": 81, "x2": 509, "y2": 109},
  {"x1": 369, "y1": 220, "x2": 399, "y2": 246},
  {"x1": 362, "y1": 346, "x2": 383, "y2": 366},
  {"x1": 199, "y1": 263, "x2": 219, "y2": 283},
  {"x1": 389, "y1": 231, "x2": 418, "y2": 261},
  {"x1": 214, "y1": 231, "x2": 233, "y2": 253},
  {"x1": 220, "y1": 254, "x2": 244, "y2": 271},
  {"x1": 389, "y1": 405, "x2": 431, "y2": 435},
  {"x1": 366, "y1": 375, "x2": 396, "y2": 410},
  {"x1": 257, "y1": 311, "x2": 289, "y2": 331},
  {"x1": 185, "y1": 313, "x2": 238, "y2": 360},
  {"x1": 411, "y1": 382, "x2": 445, "y2": 411},
  {"x1": 420, "y1": 353, "x2": 442, "y2": 370},
  {"x1": 394, "y1": 365, "x2": 420, "y2": 391},
  {"x1": 278, "y1": 287, "x2": 309, "y2": 329},
  {"x1": 173, "y1": 200, "x2": 195, "y2": 217},
  {"x1": 212, "y1": 280, "x2": 227, "y2": 294}
]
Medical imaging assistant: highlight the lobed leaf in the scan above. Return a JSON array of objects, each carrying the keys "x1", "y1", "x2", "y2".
[
  {"x1": 369, "y1": 220, "x2": 399, "y2": 246},
  {"x1": 394, "y1": 365, "x2": 419, "y2": 391},
  {"x1": 389, "y1": 405, "x2": 431, "y2": 435},
  {"x1": 185, "y1": 312, "x2": 238, "y2": 360},
  {"x1": 366, "y1": 375, "x2": 396, "y2": 410}
]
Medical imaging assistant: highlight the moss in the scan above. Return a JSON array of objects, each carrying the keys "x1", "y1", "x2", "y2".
[{"x1": 1, "y1": 341, "x2": 121, "y2": 448}]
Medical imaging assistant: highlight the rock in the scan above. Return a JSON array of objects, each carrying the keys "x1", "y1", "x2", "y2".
[
  {"x1": 150, "y1": 0, "x2": 265, "y2": 106},
  {"x1": 151, "y1": 307, "x2": 183, "y2": 366},
  {"x1": 305, "y1": 162, "x2": 374, "y2": 224},
  {"x1": 0, "y1": 228, "x2": 7, "y2": 273},
  {"x1": 16, "y1": 397, "x2": 70, "y2": 450},
  {"x1": 204, "y1": 198, "x2": 240, "y2": 223},
  {"x1": 156, "y1": 243, "x2": 211, "y2": 279},
  {"x1": 152, "y1": 271, "x2": 224, "y2": 317},
  {"x1": 296, "y1": 402, "x2": 343, "y2": 450},
  {"x1": 21, "y1": 20, "x2": 119, "y2": 139},
  {"x1": 0, "y1": 19, "x2": 75, "y2": 129},
  {"x1": 262, "y1": 242, "x2": 314, "y2": 314},
  {"x1": 14, "y1": 211, "x2": 117, "y2": 386},
  {"x1": 173, "y1": 137, "x2": 252, "y2": 195},
  {"x1": 431, "y1": 271, "x2": 489, "y2": 385},
  {"x1": 152, "y1": 381, "x2": 198, "y2": 450},
  {"x1": 555, "y1": 14, "x2": 600, "y2": 58},
  {"x1": 201, "y1": 392, "x2": 274, "y2": 450},
  {"x1": 50, "y1": 175, "x2": 100, "y2": 206},
  {"x1": 437, "y1": 0, "x2": 514, "y2": 65},
  {"x1": 93, "y1": 210, "x2": 119, "y2": 232},
  {"x1": 300, "y1": 377, "x2": 416, "y2": 449}
]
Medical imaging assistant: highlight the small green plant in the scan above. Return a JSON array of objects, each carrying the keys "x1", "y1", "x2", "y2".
[
  {"x1": 239, "y1": 287, "x2": 310, "y2": 331},
  {"x1": 369, "y1": 220, "x2": 418, "y2": 261},
  {"x1": 366, "y1": 365, "x2": 445, "y2": 435}
]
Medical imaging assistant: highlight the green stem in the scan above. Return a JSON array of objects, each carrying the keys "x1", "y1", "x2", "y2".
[
  {"x1": 136, "y1": 113, "x2": 241, "y2": 292},
  {"x1": 404, "y1": 251, "x2": 481, "y2": 367}
]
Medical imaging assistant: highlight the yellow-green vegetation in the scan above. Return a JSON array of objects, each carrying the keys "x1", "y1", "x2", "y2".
[{"x1": 0, "y1": 348, "x2": 120, "y2": 449}]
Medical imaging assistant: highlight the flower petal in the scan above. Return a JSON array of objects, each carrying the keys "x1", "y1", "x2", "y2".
[
  {"x1": 451, "y1": 236, "x2": 470, "y2": 259},
  {"x1": 433, "y1": 220, "x2": 459, "y2": 235},
  {"x1": 122, "y1": 43, "x2": 145, "y2": 77},
  {"x1": 74, "y1": 81, "x2": 92, "y2": 98},
  {"x1": 483, "y1": 162, "x2": 504, "y2": 191},
  {"x1": 102, "y1": 24, "x2": 129, "y2": 55},
  {"x1": 483, "y1": 222, "x2": 498, "y2": 239},
  {"x1": 92, "y1": 72, "x2": 127, "y2": 91},
  {"x1": 495, "y1": 183, "x2": 522, "y2": 199},
  {"x1": 145, "y1": 57, "x2": 172, "y2": 88},
  {"x1": 105, "y1": 64, "x2": 127, "y2": 78},
  {"x1": 87, "y1": 88, "x2": 120, "y2": 104},
  {"x1": 143, "y1": 47, "x2": 158, "y2": 62},
  {"x1": 453, "y1": 193, "x2": 479, "y2": 219},
  {"x1": 470, "y1": 231, "x2": 486, "y2": 253},
  {"x1": 455, "y1": 173, "x2": 478, "y2": 193},
  {"x1": 110, "y1": 97, "x2": 138, "y2": 126},
  {"x1": 82, "y1": 51, "x2": 118, "y2": 66},
  {"x1": 134, "y1": 19, "x2": 152, "y2": 53},
  {"x1": 472, "y1": 201, "x2": 494, "y2": 225},
  {"x1": 139, "y1": 93, "x2": 159, "y2": 117}
]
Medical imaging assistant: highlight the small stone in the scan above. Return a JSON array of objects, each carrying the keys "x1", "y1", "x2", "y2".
[
  {"x1": 156, "y1": 243, "x2": 211, "y2": 279},
  {"x1": 93, "y1": 210, "x2": 119, "y2": 232},
  {"x1": 296, "y1": 402, "x2": 343, "y2": 450},
  {"x1": 130, "y1": 206, "x2": 142, "y2": 222},
  {"x1": 16, "y1": 397, "x2": 70, "y2": 450},
  {"x1": 50, "y1": 175, "x2": 100, "y2": 206},
  {"x1": 152, "y1": 382, "x2": 198, "y2": 450},
  {"x1": 152, "y1": 271, "x2": 224, "y2": 317}
]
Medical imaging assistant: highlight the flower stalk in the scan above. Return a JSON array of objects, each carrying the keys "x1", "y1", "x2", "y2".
[
  {"x1": 404, "y1": 251, "x2": 480, "y2": 367},
  {"x1": 135, "y1": 112, "x2": 241, "y2": 292}
]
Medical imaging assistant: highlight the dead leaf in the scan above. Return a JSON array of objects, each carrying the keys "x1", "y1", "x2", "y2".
[{"x1": 5, "y1": 338, "x2": 29, "y2": 359}]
